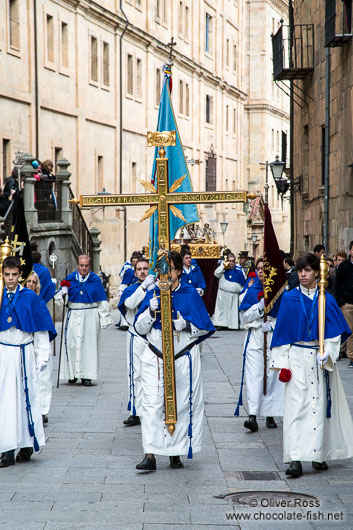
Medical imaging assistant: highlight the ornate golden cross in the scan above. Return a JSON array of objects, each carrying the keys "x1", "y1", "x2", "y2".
[{"x1": 70, "y1": 130, "x2": 256, "y2": 434}]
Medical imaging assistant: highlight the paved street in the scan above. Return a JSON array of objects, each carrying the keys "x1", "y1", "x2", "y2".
[{"x1": 1, "y1": 310, "x2": 353, "y2": 530}]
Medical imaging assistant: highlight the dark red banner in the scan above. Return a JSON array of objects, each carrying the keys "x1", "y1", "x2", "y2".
[{"x1": 263, "y1": 203, "x2": 287, "y2": 313}]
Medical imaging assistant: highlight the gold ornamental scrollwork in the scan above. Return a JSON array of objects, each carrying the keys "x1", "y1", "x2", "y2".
[{"x1": 147, "y1": 131, "x2": 177, "y2": 147}]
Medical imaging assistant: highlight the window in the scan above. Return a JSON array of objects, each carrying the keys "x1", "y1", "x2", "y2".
[
  {"x1": 185, "y1": 6, "x2": 189, "y2": 40},
  {"x1": 233, "y1": 44, "x2": 237, "y2": 72},
  {"x1": 127, "y1": 54, "x2": 133, "y2": 95},
  {"x1": 47, "y1": 15, "x2": 54, "y2": 63},
  {"x1": 136, "y1": 58, "x2": 142, "y2": 97},
  {"x1": 97, "y1": 155, "x2": 104, "y2": 192},
  {"x1": 155, "y1": 68, "x2": 161, "y2": 105},
  {"x1": 61, "y1": 22, "x2": 68, "y2": 68},
  {"x1": 185, "y1": 83, "x2": 190, "y2": 116},
  {"x1": 9, "y1": 0, "x2": 20, "y2": 49},
  {"x1": 276, "y1": 130, "x2": 279, "y2": 153},
  {"x1": 179, "y1": 80, "x2": 184, "y2": 114},
  {"x1": 206, "y1": 95, "x2": 213, "y2": 124},
  {"x1": 155, "y1": 0, "x2": 160, "y2": 19},
  {"x1": 226, "y1": 39, "x2": 229, "y2": 67},
  {"x1": 233, "y1": 108, "x2": 236, "y2": 135},
  {"x1": 281, "y1": 131, "x2": 287, "y2": 165},
  {"x1": 206, "y1": 154, "x2": 217, "y2": 191},
  {"x1": 205, "y1": 13, "x2": 211, "y2": 53},
  {"x1": 103, "y1": 42, "x2": 110, "y2": 86},
  {"x1": 131, "y1": 161, "x2": 137, "y2": 192},
  {"x1": 163, "y1": 0, "x2": 168, "y2": 23},
  {"x1": 271, "y1": 129, "x2": 274, "y2": 152},
  {"x1": 54, "y1": 147, "x2": 63, "y2": 172},
  {"x1": 90, "y1": 36, "x2": 98, "y2": 81},
  {"x1": 225, "y1": 105, "x2": 229, "y2": 131},
  {"x1": 2, "y1": 139, "x2": 11, "y2": 184},
  {"x1": 179, "y1": 2, "x2": 183, "y2": 35}
]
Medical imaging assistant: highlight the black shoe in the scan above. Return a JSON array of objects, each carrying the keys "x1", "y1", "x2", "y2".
[
  {"x1": 123, "y1": 415, "x2": 141, "y2": 426},
  {"x1": 81, "y1": 379, "x2": 93, "y2": 386},
  {"x1": 120, "y1": 326, "x2": 128, "y2": 331},
  {"x1": 0, "y1": 451, "x2": 15, "y2": 467},
  {"x1": 285, "y1": 461, "x2": 303, "y2": 478},
  {"x1": 136, "y1": 456, "x2": 156, "y2": 471},
  {"x1": 42, "y1": 414, "x2": 48, "y2": 425},
  {"x1": 266, "y1": 417, "x2": 277, "y2": 429},
  {"x1": 312, "y1": 461, "x2": 328, "y2": 471},
  {"x1": 16, "y1": 447, "x2": 34, "y2": 463},
  {"x1": 169, "y1": 456, "x2": 183, "y2": 469},
  {"x1": 68, "y1": 378, "x2": 78, "y2": 384},
  {"x1": 244, "y1": 415, "x2": 258, "y2": 432}
]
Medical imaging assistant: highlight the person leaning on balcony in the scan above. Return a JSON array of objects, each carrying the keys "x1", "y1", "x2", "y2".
[{"x1": 335, "y1": 241, "x2": 353, "y2": 368}]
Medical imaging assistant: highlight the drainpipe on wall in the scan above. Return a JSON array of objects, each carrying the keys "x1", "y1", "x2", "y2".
[
  {"x1": 33, "y1": 0, "x2": 39, "y2": 159},
  {"x1": 323, "y1": 47, "x2": 330, "y2": 251},
  {"x1": 120, "y1": 2, "x2": 130, "y2": 262}
]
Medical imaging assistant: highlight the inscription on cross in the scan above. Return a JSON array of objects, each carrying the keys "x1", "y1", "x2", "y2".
[{"x1": 69, "y1": 132, "x2": 256, "y2": 433}]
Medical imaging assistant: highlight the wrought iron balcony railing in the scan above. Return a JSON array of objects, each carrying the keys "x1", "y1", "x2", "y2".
[
  {"x1": 325, "y1": 0, "x2": 352, "y2": 47},
  {"x1": 272, "y1": 24, "x2": 314, "y2": 81}
]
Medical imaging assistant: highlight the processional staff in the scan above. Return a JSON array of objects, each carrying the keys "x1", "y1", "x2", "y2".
[{"x1": 318, "y1": 255, "x2": 329, "y2": 369}]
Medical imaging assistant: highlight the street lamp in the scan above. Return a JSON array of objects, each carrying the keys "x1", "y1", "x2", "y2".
[
  {"x1": 269, "y1": 156, "x2": 289, "y2": 196},
  {"x1": 220, "y1": 221, "x2": 228, "y2": 246},
  {"x1": 251, "y1": 233, "x2": 259, "y2": 259}
]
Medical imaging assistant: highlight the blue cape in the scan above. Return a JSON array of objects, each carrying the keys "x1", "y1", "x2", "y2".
[
  {"x1": 270, "y1": 288, "x2": 351, "y2": 348},
  {"x1": 0, "y1": 287, "x2": 57, "y2": 341},
  {"x1": 118, "y1": 283, "x2": 141, "y2": 318},
  {"x1": 121, "y1": 267, "x2": 138, "y2": 286},
  {"x1": 134, "y1": 283, "x2": 215, "y2": 345},
  {"x1": 223, "y1": 267, "x2": 246, "y2": 286},
  {"x1": 66, "y1": 271, "x2": 107, "y2": 303},
  {"x1": 240, "y1": 273, "x2": 258, "y2": 294},
  {"x1": 119, "y1": 261, "x2": 131, "y2": 279},
  {"x1": 33, "y1": 263, "x2": 56, "y2": 303},
  {"x1": 239, "y1": 277, "x2": 281, "y2": 318},
  {"x1": 181, "y1": 264, "x2": 206, "y2": 290}
]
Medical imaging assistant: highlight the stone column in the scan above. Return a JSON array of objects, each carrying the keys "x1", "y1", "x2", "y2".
[
  {"x1": 56, "y1": 158, "x2": 72, "y2": 226},
  {"x1": 22, "y1": 153, "x2": 38, "y2": 228},
  {"x1": 90, "y1": 227, "x2": 101, "y2": 274}
]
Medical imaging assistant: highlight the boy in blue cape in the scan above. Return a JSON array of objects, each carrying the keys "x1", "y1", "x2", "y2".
[
  {"x1": 270, "y1": 253, "x2": 353, "y2": 478},
  {"x1": 180, "y1": 248, "x2": 206, "y2": 296},
  {"x1": 58, "y1": 255, "x2": 113, "y2": 386},
  {"x1": 234, "y1": 257, "x2": 284, "y2": 431},
  {"x1": 32, "y1": 250, "x2": 56, "y2": 304},
  {"x1": 0, "y1": 256, "x2": 56, "y2": 467},
  {"x1": 213, "y1": 252, "x2": 246, "y2": 330},
  {"x1": 134, "y1": 251, "x2": 215, "y2": 471},
  {"x1": 118, "y1": 258, "x2": 155, "y2": 427},
  {"x1": 116, "y1": 251, "x2": 141, "y2": 330}
]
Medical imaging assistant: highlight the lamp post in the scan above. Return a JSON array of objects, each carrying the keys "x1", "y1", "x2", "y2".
[
  {"x1": 260, "y1": 156, "x2": 287, "y2": 204},
  {"x1": 220, "y1": 221, "x2": 228, "y2": 246},
  {"x1": 251, "y1": 233, "x2": 258, "y2": 259}
]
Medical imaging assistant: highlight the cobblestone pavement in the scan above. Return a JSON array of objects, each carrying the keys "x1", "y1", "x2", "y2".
[{"x1": 1, "y1": 310, "x2": 352, "y2": 529}]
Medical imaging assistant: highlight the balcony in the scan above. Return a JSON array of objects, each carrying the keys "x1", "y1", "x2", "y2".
[
  {"x1": 325, "y1": 0, "x2": 352, "y2": 47},
  {"x1": 272, "y1": 24, "x2": 314, "y2": 81}
]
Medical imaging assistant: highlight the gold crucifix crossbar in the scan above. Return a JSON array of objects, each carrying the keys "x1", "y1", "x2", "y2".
[{"x1": 69, "y1": 130, "x2": 256, "y2": 434}]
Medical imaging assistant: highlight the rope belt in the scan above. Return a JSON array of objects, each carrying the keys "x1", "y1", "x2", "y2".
[
  {"x1": 0, "y1": 340, "x2": 40, "y2": 451},
  {"x1": 292, "y1": 343, "x2": 332, "y2": 418},
  {"x1": 127, "y1": 330, "x2": 136, "y2": 416},
  {"x1": 148, "y1": 342, "x2": 194, "y2": 459}
]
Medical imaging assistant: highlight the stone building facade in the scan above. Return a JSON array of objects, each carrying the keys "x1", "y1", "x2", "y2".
[
  {"x1": 0, "y1": 0, "x2": 289, "y2": 285},
  {"x1": 273, "y1": 0, "x2": 353, "y2": 255}
]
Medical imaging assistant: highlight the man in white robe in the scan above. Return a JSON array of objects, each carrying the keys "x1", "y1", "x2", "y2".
[
  {"x1": 0, "y1": 256, "x2": 56, "y2": 467},
  {"x1": 59, "y1": 255, "x2": 113, "y2": 386},
  {"x1": 118, "y1": 258, "x2": 154, "y2": 426},
  {"x1": 213, "y1": 253, "x2": 245, "y2": 330},
  {"x1": 270, "y1": 252, "x2": 353, "y2": 478},
  {"x1": 116, "y1": 252, "x2": 140, "y2": 330},
  {"x1": 235, "y1": 258, "x2": 284, "y2": 430},
  {"x1": 134, "y1": 251, "x2": 215, "y2": 471}
]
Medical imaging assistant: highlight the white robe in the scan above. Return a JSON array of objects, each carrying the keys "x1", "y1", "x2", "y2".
[
  {"x1": 123, "y1": 284, "x2": 148, "y2": 417},
  {"x1": 212, "y1": 264, "x2": 243, "y2": 329},
  {"x1": 0, "y1": 327, "x2": 49, "y2": 452},
  {"x1": 135, "y1": 305, "x2": 208, "y2": 457},
  {"x1": 59, "y1": 299, "x2": 113, "y2": 381},
  {"x1": 241, "y1": 301, "x2": 284, "y2": 417},
  {"x1": 37, "y1": 342, "x2": 53, "y2": 415},
  {"x1": 270, "y1": 287, "x2": 353, "y2": 463}
]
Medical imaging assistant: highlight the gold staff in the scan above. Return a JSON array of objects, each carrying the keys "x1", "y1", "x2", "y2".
[
  {"x1": 318, "y1": 255, "x2": 329, "y2": 369},
  {"x1": 0, "y1": 238, "x2": 14, "y2": 309}
]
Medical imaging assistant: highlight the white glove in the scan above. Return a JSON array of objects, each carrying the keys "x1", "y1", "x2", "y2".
[
  {"x1": 196, "y1": 288, "x2": 204, "y2": 296},
  {"x1": 149, "y1": 296, "x2": 159, "y2": 311},
  {"x1": 141, "y1": 274, "x2": 156, "y2": 290},
  {"x1": 37, "y1": 360, "x2": 48, "y2": 373},
  {"x1": 173, "y1": 311, "x2": 187, "y2": 331},
  {"x1": 51, "y1": 278, "x2": 57, "y2": 285},
  {"x1": 62, "y1": 286, "x2": 68, "y2": 295},
  {"x1": 316, "y1": 351, "x2": 330, "y2": 365},
  {"x1": 261, "y1": 321, "x2": 272, "y2": 333},
  {"x1": 258, "y1": 298, "x2": 265, "y2": 311}
]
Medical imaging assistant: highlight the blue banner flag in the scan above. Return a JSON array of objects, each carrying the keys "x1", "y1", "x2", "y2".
[{"x1": 149, "y1": 66, "x2": 199, "y2": 270}]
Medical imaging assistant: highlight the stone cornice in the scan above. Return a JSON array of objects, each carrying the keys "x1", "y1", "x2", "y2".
[{"x1": 245, "y1": 103, "x2": 289, "y2": 120}]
